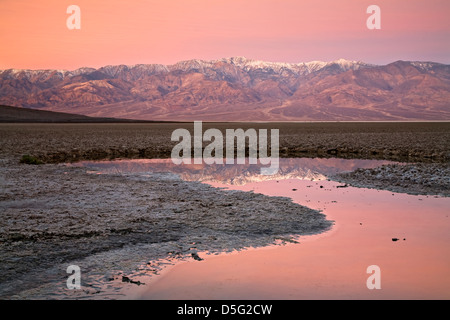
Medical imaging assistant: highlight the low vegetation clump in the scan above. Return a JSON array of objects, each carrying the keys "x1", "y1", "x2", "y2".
[{"x1": 19, "y1": 154, "x2": 43, "y2": 165}]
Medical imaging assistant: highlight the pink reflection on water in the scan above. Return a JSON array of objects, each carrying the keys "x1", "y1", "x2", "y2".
[
  {"x1": 72, "y1": 157, "x2": 397, "y2": 185},
  {"x1": 137, "y1": 179, "x2": 450, "y2": 300}
]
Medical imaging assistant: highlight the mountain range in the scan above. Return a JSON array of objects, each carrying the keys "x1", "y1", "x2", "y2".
[{"x1": 1, "y1": 57, "x2": 449, "y2": 121}]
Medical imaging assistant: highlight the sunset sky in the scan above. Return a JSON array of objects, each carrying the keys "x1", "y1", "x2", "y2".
[{"x1": 0, "y1": 0, "x2": 449, "y2": 70}]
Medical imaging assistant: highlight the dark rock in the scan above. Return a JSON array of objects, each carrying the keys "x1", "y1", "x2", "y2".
[
  {"x1": 122, "y1": 275, "x2": 144, "y2": 285},
  {"x1": 191, "y1": 252, "x2": 204, "y2": 261}
]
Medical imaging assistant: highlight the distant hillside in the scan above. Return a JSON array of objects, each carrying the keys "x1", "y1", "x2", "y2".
[
  {"x1": 1, "y1": 57, "x2": 449, "y2": 121},
  {"x1": 0, "y1": 105, "x2": 155, "y2": 123}
]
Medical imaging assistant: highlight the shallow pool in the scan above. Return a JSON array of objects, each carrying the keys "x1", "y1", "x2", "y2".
[{"x1": 69, "y1": 158, "x2": 450, "y2": 299}]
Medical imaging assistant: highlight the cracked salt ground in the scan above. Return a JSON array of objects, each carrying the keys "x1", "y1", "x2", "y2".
[
  {"x1": 2, "y1": 159, "x2": 337, "y2": 298},
  {"x1": 2, "y1": 158, "x2": 449, "y2": 299}
]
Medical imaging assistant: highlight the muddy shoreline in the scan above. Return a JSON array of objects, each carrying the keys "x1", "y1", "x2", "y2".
[
  {"x1": 0, "y1": 159, "x2": 332, "y2": 298},
  {"x1": 333, "y1": 163, "x2": 450, "y2": 197}
]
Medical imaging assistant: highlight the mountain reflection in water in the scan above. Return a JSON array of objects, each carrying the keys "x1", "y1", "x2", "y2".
[{"x1": 71, "y1": 158, "x2": 397, "y2": 185}]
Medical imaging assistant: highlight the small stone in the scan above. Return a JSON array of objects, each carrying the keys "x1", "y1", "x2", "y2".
[
  {"x1": 191, "y1": 252, "x2": 204, "y2": 261},
  {"x1": 121, "y1": 275, "x2": 144, "y2": 285}
]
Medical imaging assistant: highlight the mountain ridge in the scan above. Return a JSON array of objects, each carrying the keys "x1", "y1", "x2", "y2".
[
  {"x1": 1, "y1": 57, "x2": 449, "y2": 121},
  {"x1": 0, "y1": 57, "x2": 371, "y2": 79}
]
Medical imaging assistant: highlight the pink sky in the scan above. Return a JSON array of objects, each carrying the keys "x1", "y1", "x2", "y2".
[{"x1": 0, "y1": 0, "x2": 449, "y2": 70}]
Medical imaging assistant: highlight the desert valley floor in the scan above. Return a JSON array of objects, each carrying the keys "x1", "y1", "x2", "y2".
[{"x1": 0, "y1": 122, "x2": 449, "y2": 299}]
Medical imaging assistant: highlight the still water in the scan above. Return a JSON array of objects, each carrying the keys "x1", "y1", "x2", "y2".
[{"x1": 74, "y1": 158, "x2": 450, "y2": 299}]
